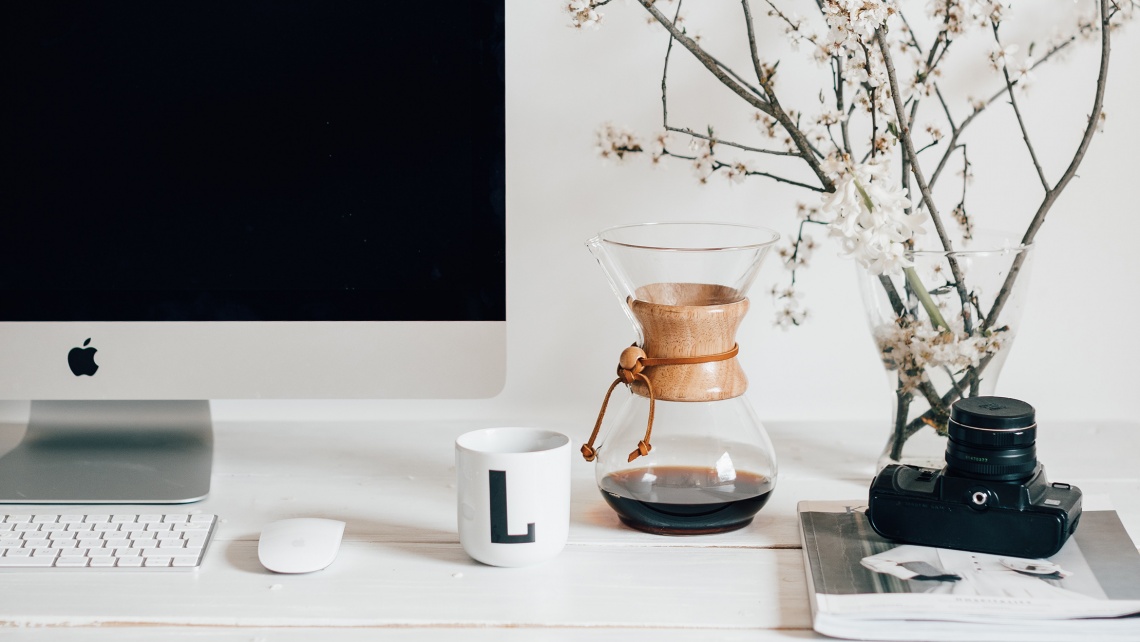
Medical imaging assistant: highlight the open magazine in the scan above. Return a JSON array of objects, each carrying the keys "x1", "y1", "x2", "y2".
[{"x1": 798, "y1": 499, "x2": 1140, "y2": 641}]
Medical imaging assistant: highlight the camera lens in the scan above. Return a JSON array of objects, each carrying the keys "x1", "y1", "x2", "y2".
[{"x1": 945, "y1": 396, "x2": 1037, "y2": 481}]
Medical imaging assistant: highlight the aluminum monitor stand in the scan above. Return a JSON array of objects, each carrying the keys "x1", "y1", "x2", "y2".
[{"x1": 0, "y1": 401, "x2": 212, "y2": 503}]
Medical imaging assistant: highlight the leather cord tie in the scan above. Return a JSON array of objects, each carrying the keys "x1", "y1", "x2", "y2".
[{"x1": 581, "y1": 343, "x2": 740, "y2": 464}]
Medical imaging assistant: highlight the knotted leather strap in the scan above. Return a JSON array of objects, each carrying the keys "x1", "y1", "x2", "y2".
[{"x1": 581, "y1": 343, "x2": 740, "y2": 464}]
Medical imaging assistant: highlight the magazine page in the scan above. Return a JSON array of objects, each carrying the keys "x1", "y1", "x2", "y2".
[{"x1": 798, "y1": 499, "x2": 1140, "y2": 638}]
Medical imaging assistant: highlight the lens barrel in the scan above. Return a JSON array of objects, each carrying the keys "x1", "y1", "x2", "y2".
[{"x1": 945, "y1": 396, "x2": 1038, "y2": 481}]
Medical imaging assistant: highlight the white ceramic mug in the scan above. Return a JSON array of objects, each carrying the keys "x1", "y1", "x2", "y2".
[{"x1": 455, "y1": 427, "x2": 571, "y2": 567}]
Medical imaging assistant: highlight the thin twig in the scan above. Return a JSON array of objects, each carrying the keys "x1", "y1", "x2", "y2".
[
  {"x1": 743, "y1": 0, "x2": 770, "y2": 90},
  {"x1": 659, "y1": 0, "x2": 680, "y2": 131},
  {"x1": 667, "y1": 126, "x2": 802, "y2": 157},
  {"x1": 660, "y1": 151, "x2": 828, "y2": 192},
  {"x1": 992, "y1": 24, "x2": 1050, "y2": 192}
]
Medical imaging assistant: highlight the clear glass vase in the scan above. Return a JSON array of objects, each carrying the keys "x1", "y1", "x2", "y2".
[
  {"x1": 584, "y1": 222, "x2": 780, "y2": 535},
  {"x1": 857, "y1": 234, "x2": 1035, "y2": 471}
]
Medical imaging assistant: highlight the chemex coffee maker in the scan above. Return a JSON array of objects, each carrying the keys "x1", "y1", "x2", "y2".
[{"x1": 583, "y1": 222, "x2": 780, "y2": 535}]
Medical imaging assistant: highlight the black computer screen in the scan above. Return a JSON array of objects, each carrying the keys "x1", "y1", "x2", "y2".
[{"x1": 1, "y1": 1, "x2": 505, "y2": 322}]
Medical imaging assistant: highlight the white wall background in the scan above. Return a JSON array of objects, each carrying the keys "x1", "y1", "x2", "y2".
[{"x1": 214, "y1": 0, "x2": 1139, "y2": 427}]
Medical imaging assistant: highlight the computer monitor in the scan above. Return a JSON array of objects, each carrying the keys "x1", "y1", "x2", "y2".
[{"x1": 0, "y1": 1, "x2": 507, "y2": 503}]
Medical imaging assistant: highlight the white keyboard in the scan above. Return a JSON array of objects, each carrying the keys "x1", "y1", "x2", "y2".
[{"x1": 0, "y1": 513, "x2": 217, "y2": 570}]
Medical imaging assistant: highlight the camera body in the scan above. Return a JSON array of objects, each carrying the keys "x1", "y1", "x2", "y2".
[{"x1": 867, "y1": 396, "x2": 1083, "y2": 559}]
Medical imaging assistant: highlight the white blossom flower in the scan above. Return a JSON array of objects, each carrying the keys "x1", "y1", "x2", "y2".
[
  {"x1": 874, "y1": 319, "x2": 1008, "y2": 392},
  {"x1": 823, "y1": 0, "x2": 896, "y2": 48},
  {"x1": 595, "y1": 124, "x2": 643, "y2": 163},
  {"x1": 723, "y1": 161, "x2": 751, "y2": 184},
  {"x1": 927, "y1": 0, "x2": 1004, "y2": 35},
  {"x1": 567, "y1": 1, "x2": 603, "y2": 30},
  {"x1": 771, "y1": 285, "x2": 808, "y2": 328},
  {"x1": 1014, "y1": 55, "x2": 1036, "y2": 91},
  {"x1": 689, "y1": 138, "x2": 715, "y2": 183},
  {"x1": 988, "y1": 43, "x2": 1019, "y2": 71},
  {"x1": 821, "y1": 157, "x2": 924, "y2": 275}
]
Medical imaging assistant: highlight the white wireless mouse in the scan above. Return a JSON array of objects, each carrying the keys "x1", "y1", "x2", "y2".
[{"x1": 258, "y1": 518, "x2": 346, "y2": 574}]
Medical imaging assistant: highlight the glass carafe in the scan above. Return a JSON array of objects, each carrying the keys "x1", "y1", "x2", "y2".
[{"x1": 584, "y1": 223, "x2": 780, "y2": 535}]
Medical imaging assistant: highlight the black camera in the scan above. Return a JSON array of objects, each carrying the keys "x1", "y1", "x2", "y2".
[{"x1": 867, "y1": 396, "x2": 1082, "y2": 559}]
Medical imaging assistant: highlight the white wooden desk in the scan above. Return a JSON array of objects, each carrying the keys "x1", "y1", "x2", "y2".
[{"x1": 0, "y1": 420, "x2": 1135, "y2": 641}]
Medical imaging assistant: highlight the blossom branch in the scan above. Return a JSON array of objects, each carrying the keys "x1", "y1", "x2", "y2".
[
  {"x1": 661, "y1": 149, "x2": 828, "y2": 191},
  {"x1": 635, "y1": 0, "x2": 835, "y2": 191},
  {"x1": 637, "y1": 0, "x2": 772, "y2": 112},
  {"x1": 667, "y1": 127, "x2": 803, "y2": 157},
  {"x1": 985, "y1": 0, "x2": 1112, "y2": 329},
  {"x1": 658, "y1": 1, "x2": 807, "y2": 177},
  {"x1": 930, "y1": 30, "x2": 1084, "y2": 190},
  {"x1": 875, "y1": 26, "x2": 974, "y2": 334}
]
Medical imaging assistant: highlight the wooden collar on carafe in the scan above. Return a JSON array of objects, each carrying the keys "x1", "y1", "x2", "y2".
[{"x1": 581, "y1": 343, "x2": 741, "y2": 464}]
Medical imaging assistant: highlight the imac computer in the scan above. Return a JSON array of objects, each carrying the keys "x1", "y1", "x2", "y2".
[{"x1": 0, "y1": 1, "x2": 506, "y2": 502}]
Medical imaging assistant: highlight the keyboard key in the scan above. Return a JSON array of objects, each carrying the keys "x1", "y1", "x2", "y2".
[
  {"x1": 0, "y1": 556, "x2": 56, "y2": 567},
  {"x1": 58, "y1": 548, "x2": 86, "y2": 557},
  {"x1": 83, "y1": 515, "x2": 110, "y2": 524},
  {"x1": 138, "y1": 515, "x2": 162, "y2": 523},
  {"x1": 4, "y1": 516, "x2": 31, "y2": 524},
  {"x1": 143, "y1": 556, "x2": 172, "y2": 567},
  {"x1": 171, "y1": 556, "x2": 200, "y2": 567},
  {"x1": 50, "y1": 540, "x2": 77, "y2": 549},
  {"x1": 146, "y1": 523, "x2": 173, "y2": 531},
  {"x1": 163, "y1": 515, "x2": 189, "y2": 524},
  {"x1": 56, "y1": 557, "x2": 90, "y2": 567},
  {"x1": 60, "y1": 515, "x2": 85, "y2": 523},
  {"x1": 5, "y1": 549, "x2": 32, "y2": 558},
  {"x1": 32, "y1": 515, "x2": 58, "y2": 524},
  {"x1": 116, "y1": 557, "x2": 144, "y2": 567},
  {"x1": 79, "y1": 539, "x2": 103, "y2": 550},
  {"x1": 158, "y1": 540, "x2": 185, "y2": 549},
  {"x1": 111, "y1": 515, "x2": 136, "y2": 523},
  {"x1": 41, "y1": 523, "x2": 65, "y2": 532},
  {"x1": 189, "y1": 514, "x2": 214, "y2": 523},
  {"x1": 23, "y1": 531, "x2": 48, "y2": 541},
  {"x1": 66, "y1": 523, "x2": 94, "y2": 532},
  {"x1": 48, "y1": 531, "x2": 76, "y2": 540},
  {"x1": 89, "y1": 557, "x2": 118, "y2": 567},
  {"x1": 155, "y1": 531, "x2": 181, "y2": 540},
  {"x1": 105, "y1": 539, "x2": 131, "y2": 549},
  {"x1": 88, "y1": 548, "x2": 113, "y2": 558}
]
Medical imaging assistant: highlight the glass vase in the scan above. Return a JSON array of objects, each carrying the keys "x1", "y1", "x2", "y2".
[{"x1": 857, "y1": 236, "x2": 1035, "y2": 471}]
